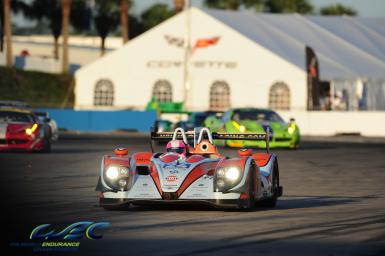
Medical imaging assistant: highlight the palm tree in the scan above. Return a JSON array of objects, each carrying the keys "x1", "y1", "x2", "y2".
[
  {"x1": 61, "y1": 0, "x2": 71, "y2": 73},
  {"x1": 3, "y1": 0, "x2": 13, "y2": 67},
  {"x1": 94, "y1": 0, "x2": 118, "y2": 56},
  {"x1": 173, "y1": 0, "x2": 184, "y2": 12},
  {"x1": 119, "y1": 0, "x2": 131, "y2": 44}
]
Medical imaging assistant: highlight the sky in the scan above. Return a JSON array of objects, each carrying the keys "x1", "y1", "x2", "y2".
[
  {"x1": 12, "y1": 0, "x2": 385, "y2": 28},
  {"x1": 131, "y1": 0, "x2": 385, "y2": 17}
]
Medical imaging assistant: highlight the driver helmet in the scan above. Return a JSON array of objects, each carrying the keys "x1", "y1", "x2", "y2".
[{"x1": 166, "y1": 140, "x2": 186, "y2": 156}]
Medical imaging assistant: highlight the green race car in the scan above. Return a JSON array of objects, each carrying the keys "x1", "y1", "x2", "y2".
[{"x1": 205, "y1": 108, "x2": 300, "y2": 149}]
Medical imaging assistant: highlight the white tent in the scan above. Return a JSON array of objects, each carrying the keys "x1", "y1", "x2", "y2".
[{"x1": 75, "y1": 8, "x2": 385, "y2": 111}]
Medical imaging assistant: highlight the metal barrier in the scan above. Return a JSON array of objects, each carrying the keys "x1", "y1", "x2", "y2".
[{"x1": 37, "y1": 109, "x2": 157, "y2": 132}]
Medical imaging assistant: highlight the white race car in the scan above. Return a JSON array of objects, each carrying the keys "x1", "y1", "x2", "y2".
[{"x1": 96, "y1": 127, "x2": 282, "y2": 210}]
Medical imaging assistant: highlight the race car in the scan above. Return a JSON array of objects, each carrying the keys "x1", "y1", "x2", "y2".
[
  {"x1": 205, "y1": 108, "x2": 300, "y2": 149},
  {"x1": 0, "y1": 108, "x2": 52, "y2": 152},
  {"x1": 96, "y1": 127, "x2": 283, "y2": 210},
  {"x1": 0, "y1": 101, "x2": 59, "y2": 142},
  {"x1": 175, "y1": 111, "x2": 223, "y2": 131}
]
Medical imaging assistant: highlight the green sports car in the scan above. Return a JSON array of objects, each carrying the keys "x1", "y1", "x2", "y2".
[{"x1": 204, "y1": 108, "x2": 300, "y2": 149}]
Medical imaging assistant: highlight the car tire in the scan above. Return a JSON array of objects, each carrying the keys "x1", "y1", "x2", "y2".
[{"x1": 40, "y1": 138, "x2": 51, "y2": 153}]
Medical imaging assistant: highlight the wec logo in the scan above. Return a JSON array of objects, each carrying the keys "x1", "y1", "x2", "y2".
[{"x1": 30, "y1": 221, "x2": 110, "y2": 240}]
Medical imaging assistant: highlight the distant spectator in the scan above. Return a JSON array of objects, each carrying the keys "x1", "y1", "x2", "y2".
[
  {"x1": 332, "y1": 91, "x2": 347, "y2": 111},
  {"x1": 20, "y1": 50, "x2": 30, "y2": 57}
]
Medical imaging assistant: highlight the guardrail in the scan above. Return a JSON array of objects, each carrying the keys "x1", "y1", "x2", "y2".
[{"x1": 37, "y1": 109, "x2": 157, "y2": 132}]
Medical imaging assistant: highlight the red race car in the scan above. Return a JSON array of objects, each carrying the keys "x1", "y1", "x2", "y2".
[{"x1": 0, "y1": 108, "x2": 52, "y2": 152}]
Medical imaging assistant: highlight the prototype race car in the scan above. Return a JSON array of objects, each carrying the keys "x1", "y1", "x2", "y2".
[
  {"x1": 0, "y1": 108, "x2": 52, "y2": 152},
  {"x1": 205, "y1": 108, "x2": 300, "y2": 149},
  {"x1": 96, "y1": 127, "x2": 283, "y2": 210}
]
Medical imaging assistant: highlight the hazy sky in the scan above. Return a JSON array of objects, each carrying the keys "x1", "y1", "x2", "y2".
[
  {"x1": 132, "y1": 0, "x2": 385, "y2": 17},
  {"x1": 12, "y1": 0, "x2": 385, "y2": 28}
]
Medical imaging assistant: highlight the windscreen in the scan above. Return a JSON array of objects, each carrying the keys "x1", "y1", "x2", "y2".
[
  {"x1": 0, "y1": 111, "x2": 35, "y2": 123},
  {"x1": 232, "y1": 110, "x2": 284, "y2": 123}
]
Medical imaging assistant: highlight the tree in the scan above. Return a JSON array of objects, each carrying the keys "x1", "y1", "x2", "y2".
[
  {"x1": 94, "y1": 0, "x2": 119, "y2": 55},
  {"x1": 3, "y1": 0, "x2": 12, "y2": 66},
  {"x1": 204, "y1": 0, "x2": 264, "y2": 11},
  {"x1": 25, "y1": 0, "x2": 62, "y2": 59},
  {"x1": 119, "y1": 0, "x2": 131, "y2": 44},
  {"x1": 204, "y1": 0, "x2": 243, "y2": 10},
  {"x1": 61, "y1": 0, "x2": 71, "y2": 74},
  {"x1": 141, "y1": 4, "x2": 174, "y2": 31},
  {"x1": 70, "y1": 0, "x2": 91, "y2": 33},
  {"x1": 173, "y1": 0, "x2": 185, "y2": 12},
  {"x1": 320, "y1": 4, "x2": 357, "y2": 16},
  {"x1": 204, "y1": 0, "x2": 313, "y2": 13},
  {"x1": 265, "y1": 0, "x2": 313, "y2": 14},
  {"x1": 1, "y1": 0, "x2": 5, "y2": 52}
]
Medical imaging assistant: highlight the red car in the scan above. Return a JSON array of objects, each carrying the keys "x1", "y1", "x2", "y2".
[{"x1": 0, "y1": 108, "x2": 52, "y2": 152}]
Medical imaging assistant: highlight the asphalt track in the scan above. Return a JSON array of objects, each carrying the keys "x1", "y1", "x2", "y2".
[{"x1": 1, "y1": 134, "x2": 385, "y2": 256}]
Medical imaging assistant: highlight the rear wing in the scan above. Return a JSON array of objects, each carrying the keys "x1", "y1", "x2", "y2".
[{"x1": 150, "y1": 127, "x2": 271, "y2": 153}]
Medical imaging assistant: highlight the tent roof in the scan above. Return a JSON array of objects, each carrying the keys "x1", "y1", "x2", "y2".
[{"x1": 202, "y1": 8, "x2": 385, "y2": 79}]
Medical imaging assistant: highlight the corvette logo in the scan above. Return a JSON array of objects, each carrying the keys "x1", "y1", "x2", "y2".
[
  {"x1": 164, "y1": 34, "x2": 221, "y2": 54},
  {"x1": 165, "y1": 176, "x2": 177, "y2": 182}
]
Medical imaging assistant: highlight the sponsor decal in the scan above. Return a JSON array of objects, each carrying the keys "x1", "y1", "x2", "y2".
[
  {"x1": 9, "y1": 221, "x2": 110, "y2": 253},
  {"x1": 165, "y1": 176, "x2": 177, "y2": 182}
]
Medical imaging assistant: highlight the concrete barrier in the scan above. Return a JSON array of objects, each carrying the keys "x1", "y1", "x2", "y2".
[
  {"x1": 37, "y1": 109, "x2": 157, "y2": 132},
  {"x1": 278, "y1": 111, "x2": 385, "y2": 137}
]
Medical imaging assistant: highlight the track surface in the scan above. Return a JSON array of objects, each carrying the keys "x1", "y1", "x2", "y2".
[{"x1": 1, "y1": 135, "x2": 385, "y2": 256}]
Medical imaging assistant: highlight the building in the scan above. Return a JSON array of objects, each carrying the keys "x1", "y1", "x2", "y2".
[
  {"x1": 0, "y1": 35, "x2": 122, "y2": 73},
  {"x1": 74, "y1": 7, "x2": 385, "y2": 111}
]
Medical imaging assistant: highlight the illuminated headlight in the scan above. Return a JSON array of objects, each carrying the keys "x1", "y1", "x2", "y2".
[
  {"x1": 25, "y1": 124, "x2": 38, "y2": 136},
  {"x1": 106, "y1": 166, "x2": 119, "y2": 179},
  {"x1": 239, "y1": 125, "x2": 246, "y2": 133},
  {"x1": 215, "y1": 166, "x2": 242, "y2": 192},
  {"x1": 225, "y1": 167, "x2": 241, "y2": 181},
  {"x1": 25, "y1": 128, "x2": 33, "y2": 135}
]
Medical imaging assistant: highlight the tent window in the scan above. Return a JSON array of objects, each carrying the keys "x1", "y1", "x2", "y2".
[
  {"x1": 269, "y1": 82, "x2": 290, "y2": 110},
  {"x1": 94, "y1": 79, "x2": 114, "y2": 106},
  {"x1": 210, "y1": 81, "x2": 230, "y2": 111},
  {"x1": 152, "y1": 80, "x2": 173, "y2": 102}
]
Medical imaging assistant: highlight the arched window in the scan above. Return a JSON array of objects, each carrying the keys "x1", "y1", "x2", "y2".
[
  {"x1": 94, "y1": 79, "x2": 114, "y2": 106},
  {"x1": 152, "y1": 80, "x2": 172, "y2": 102},
  {"x1": 209, "y1": 81, "x2": 230, "y2": 111},
  {"x1": 269, "y1": 82, "x2": 290, "y2": 110}
]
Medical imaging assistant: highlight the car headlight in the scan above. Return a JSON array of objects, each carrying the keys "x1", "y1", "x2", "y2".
[
  {"x1": 215, "y1": 166, "x2": 242, "y2": 192},
  {"x1": 106, "y1": 166, "x2": 119, "y2": 180},
  {"x1": 225, "y1": 167, "x2": 241, "y2": 181},
  {"x1": 287, "y1": 123, "x2": 296, "y2": 134},
  {"x1": 104, "y1": 166, "x2": 130, "y2": 191},
  {"x1": 25, "y1": 123, "x2": 38, "y2": 136}
]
